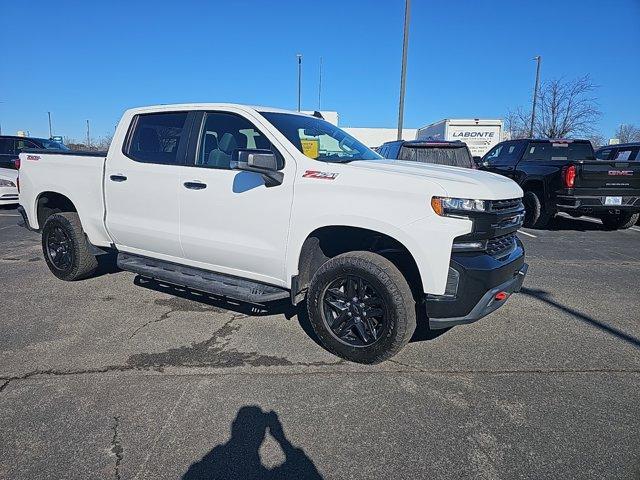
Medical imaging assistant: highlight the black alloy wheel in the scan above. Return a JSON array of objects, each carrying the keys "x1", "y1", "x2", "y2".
[
  {"x1": 321, "y1": 275, "x2": 389, "y2": 347},
  {"x1": 45, "y1": 225, "x2": 73, "y2": 271}
]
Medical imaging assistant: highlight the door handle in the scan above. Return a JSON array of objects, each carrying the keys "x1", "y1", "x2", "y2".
[
  {"x1": 183, "y1": 181, "x2": 207, "y2": 190},
  {"x1": 110, "y1": 174, "x2": 127, "y2": 182}
]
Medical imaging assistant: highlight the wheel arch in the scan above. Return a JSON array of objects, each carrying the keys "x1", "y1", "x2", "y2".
[
  {"x1": 290, "y1": 225, "x2": 424, "y2": 304},
  {"x1": 35, "y1": 191, "x2": 78, "y2": 228}
]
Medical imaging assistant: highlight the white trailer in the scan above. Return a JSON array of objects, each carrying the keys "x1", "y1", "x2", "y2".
[{"x1": 417, "y1": 119, "x2": 503, "y2": 157}]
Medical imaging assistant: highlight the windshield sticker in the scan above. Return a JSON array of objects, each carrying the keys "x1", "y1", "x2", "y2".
[
  {"x1": 303, "y1": 170, "x2": 339, "y2": 180},
  {"x1": 301, "y1": 139, "x2": 320, "y2": 159}
]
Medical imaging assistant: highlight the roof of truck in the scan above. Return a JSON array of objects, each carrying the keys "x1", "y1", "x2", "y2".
[{"x1": 124, "y1": 103, "x2": 308, "y2": 116}]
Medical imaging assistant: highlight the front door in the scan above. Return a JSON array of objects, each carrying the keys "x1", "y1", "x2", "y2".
[
  {"x1": 178, "y1": 110, "x2": 295, "y2": 286},
  {"x1": 104, "y1": 111, "x2": 194, "y2": 260}
]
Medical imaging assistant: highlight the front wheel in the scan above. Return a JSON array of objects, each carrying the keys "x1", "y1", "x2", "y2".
[
  {"x1": 307, "y1": 251, "x2": 416, "y2": 364},
  {"x1": 42, "y1": 212, "x2": 98, "y2": 281},
  {"x1": 600, "y1": 212, "x2": 639, "y2": 230}
]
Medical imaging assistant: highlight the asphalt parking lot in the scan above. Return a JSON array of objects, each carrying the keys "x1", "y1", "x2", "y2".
[{"x1": 1, "y1": 205, "x2": 638, "y2": 479}]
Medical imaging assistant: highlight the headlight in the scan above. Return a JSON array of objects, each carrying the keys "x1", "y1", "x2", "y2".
[
  {"x1": 431, "y1": 196, "x2": 487, "y2": 216},
  {"x1": 0, "y1": 179, "x2": 16, "y2": 187}
]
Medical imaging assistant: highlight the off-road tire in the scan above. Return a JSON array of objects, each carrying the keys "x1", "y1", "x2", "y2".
[
  {"x1": 523, "y1": 191, "x2": 552, "y2": 228},
  {"x1": 600, "y1": 212, "x2": 639, "y2": 230},
  {"x1": 307, "y1": 251, "x2": 416, "y2": 364},
  {"x1": 42, "y1": 212, "x2": 98, "y2": 281}
]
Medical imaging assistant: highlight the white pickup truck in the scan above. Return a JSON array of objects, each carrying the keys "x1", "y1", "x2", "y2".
[{"x1": 18, "y1": 104, "x2": 527, "y2": 363}]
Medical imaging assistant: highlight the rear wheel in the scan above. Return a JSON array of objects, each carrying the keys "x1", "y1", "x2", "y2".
[
  {"x1": 307, "y1": 251, "x2": 416, "y2": 364},
  {"x1": 523, "y1": 191, "x2": 552, "y2": 228},
  {"x1": 42, "y1": 212, "x2": 98, "y2": 280},
  {"x1": 600, "y1": 212, "x2": 639, "y2": 230}
]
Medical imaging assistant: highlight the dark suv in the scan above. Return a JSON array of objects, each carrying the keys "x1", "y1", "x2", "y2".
[
  {"x1": 377, "y1": 140, "x2": 474, "y2": 168},
  {"x1": 0, "y1": 136, "x2": 69, "y2": 169},
  {"x1": 479, "y1": 139, "x2": 640, "y2": 229}
]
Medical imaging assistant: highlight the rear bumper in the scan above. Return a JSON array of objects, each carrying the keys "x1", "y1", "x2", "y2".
[
  {"x1": 556, "y1": 195, "x2": 640, "y2": 214},
  {"x1": 426, "y1": 240, "x2": 527, "y2": 329}
]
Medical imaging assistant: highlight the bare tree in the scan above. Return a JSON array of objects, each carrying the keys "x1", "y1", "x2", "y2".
[
  {"x1": 536, "y1": 76, "x2": 600, "y2": 138},
  {"x1": 505, "y1": 75, "x2": 601, "y2": 139},
  {"x1": 615, "y1": 124, "x2": 640, "y2": 143},
  {"x1": 504, "y1": 108, "x2": 530, "y2": 140},
  {"x1": 587, "y1": 133, "x2": 605, "y2": 149}
]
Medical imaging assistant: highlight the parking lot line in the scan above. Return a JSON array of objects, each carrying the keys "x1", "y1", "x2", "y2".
[
  {"x1": 0, "y1": 214, "x2": 20, "y2": 217},
  {"x1": 0, "y1": 224, "x2": 18, "y2": 230},
  {"x1": 518, "y1": 229, "x2": 537, "y2": 238}
]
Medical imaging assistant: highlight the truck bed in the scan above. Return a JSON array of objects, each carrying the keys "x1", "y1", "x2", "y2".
[{"x1": 18, "y1": 149, "x2": 112, "y2": 247}]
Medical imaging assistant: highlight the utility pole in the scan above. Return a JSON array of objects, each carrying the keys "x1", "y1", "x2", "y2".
[
  {"x1": 529, "y1": 55, "x2": 541, "y2": 138},
  {"x1": 86, "y1": 120, "x2": 90, "y2": 148},
  {"x1": 397, "y1": 0, "x2": 411, "y2": 140},
  {"x1": 47, "y1": 111, "x2": 53, "y2": 138},
  {"x1": 318, "y1": 56, "x2": 323, "y2": 111},
  {"x1": 296, "y1": 54, "x2": 303, "y2": 112}
]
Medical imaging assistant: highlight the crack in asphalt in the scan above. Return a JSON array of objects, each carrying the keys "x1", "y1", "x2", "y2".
[
  {"x1": 1, "y1": 366, "x2": 637, "y2": 387},
  {"x1": 0, "y1": 379, "x2": 9, "y2": 393},
  {"x1": 110, "y1": 416, "x2": 123, "y2": 480}
]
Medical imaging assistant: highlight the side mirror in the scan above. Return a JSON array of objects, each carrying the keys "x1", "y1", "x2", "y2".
[
  {"x1": 232, "y1": 149, "x2": 283, "y2": 187},
  {"x1": 473, "y1": 156, "x2": 488, "y2": 168}
]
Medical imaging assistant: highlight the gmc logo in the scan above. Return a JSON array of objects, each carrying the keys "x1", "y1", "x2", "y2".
[{"x1": 608, "y1": 170, "x2": 633, "y2": 176}]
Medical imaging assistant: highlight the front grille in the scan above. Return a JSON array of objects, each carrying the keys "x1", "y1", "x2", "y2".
[
  {"x1": 489, "y1": 198, "x2": 523, "y2": 212},
  {"x1": 486, "y1": 233, "x2": 517, "y2": 257}
]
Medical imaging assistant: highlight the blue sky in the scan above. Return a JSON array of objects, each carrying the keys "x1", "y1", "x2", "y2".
[{"x1": 1, "y1": 0, "x2": 638, "y2": 140}]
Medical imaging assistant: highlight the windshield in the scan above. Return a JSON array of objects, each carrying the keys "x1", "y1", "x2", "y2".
[
  {"x1": 398, "y1": 145, "x2": 473, "y2": 168},
  {"x1": 260, "y1": 112, "x2": 381, "y2": 163},
  {"x1": 37, "y1": 139, "x2": 70, "y2": 151}
]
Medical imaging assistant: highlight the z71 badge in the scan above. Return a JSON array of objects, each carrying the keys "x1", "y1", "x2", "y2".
[{"x1": 302, "y1": 170, "x2": 339, "y2": 180}]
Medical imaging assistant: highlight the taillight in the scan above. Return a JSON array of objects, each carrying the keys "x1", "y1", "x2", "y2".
[
  {"x1": 563, "y1": 164, "x2": 576, "y2": 188},
  {"x1": 13, "y1": 158, "x2": 20, "y2": 170}
]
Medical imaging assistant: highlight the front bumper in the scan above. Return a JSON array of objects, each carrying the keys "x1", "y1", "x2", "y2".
[
  {"x1": 426, "y1": 239, "x2": 527, "y2": 329},
  {"x1": 556, "y1": 194, "x2": 640, "y2": 214}
]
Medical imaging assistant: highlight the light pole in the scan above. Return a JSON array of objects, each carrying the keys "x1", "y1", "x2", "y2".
[
  {"x1": 318, "y1": 56, "x2": 323, "y2": 111},
  {"x1": 296, "y1": 54, "x2": 303, "y2": 112},
  {"x1": 47, "y1": 111, "x2": 53, "y2": 138},
  {"x1": 529, "y1": 55, "x2": 541, "y2": 138},
  {"x1": 397, "y1": 0, "x2": 411, "y2": 140}
]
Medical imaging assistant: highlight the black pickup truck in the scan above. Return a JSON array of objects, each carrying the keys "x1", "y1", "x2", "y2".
[{"x1": 478, "y1": 139, "x2": 640, "y2": 229}]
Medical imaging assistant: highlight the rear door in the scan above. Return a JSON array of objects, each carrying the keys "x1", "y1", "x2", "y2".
[
  {"x1": 104, "y1": 111, "x2": 195, "y2": 260},
  {"x1": 178, "y1": 110, "x2": 295, "y2": 285}
]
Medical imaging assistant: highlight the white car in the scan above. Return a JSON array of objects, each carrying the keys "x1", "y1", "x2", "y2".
[
  {"x1": 18, "y1": 104, "x2": 527, "y2": 363},
  {"x1": 0, "y1": 167, "x2": 18, "y2": 205}
]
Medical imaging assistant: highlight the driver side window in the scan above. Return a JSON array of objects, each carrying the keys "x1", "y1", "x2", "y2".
[{"x1": 196, "y1": 112, "x2": 280, "y2": 170}]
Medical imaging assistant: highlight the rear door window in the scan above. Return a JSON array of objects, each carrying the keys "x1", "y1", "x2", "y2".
[
  {"x1": 612, "y1": 148, "x2": 639, "y2": 162},
  {"x1": 126, "y1": 112, "x2": 189, "y2": 165},
  {"x1": 596, "y1": 148, "x2": 613, "y2": 160}
]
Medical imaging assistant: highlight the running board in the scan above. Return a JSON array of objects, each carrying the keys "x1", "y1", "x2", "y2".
[{"x1": 117, "y1": 252, "x2": 289, "y2": 304}]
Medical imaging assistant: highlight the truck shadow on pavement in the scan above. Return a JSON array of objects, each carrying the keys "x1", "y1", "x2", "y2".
[
  {"x1": 521, "y1": 287, "x2": 640, "y2": 349},
  {"x1": 132, "y1": 276, "x2": 447, "y2": 351},
  {"x1": 540, "y1": 215, "x2": 606, "y2": 232},
  {"x1": 182, "y1": 405, "x2": 324, "y2": 480}
]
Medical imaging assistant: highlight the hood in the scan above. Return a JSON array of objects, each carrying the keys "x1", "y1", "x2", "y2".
[
  {"x1": 346, "y1": 159, "x2": 522, "y2": 200},
  {"x1": 0, "y1": 167, "x2": 18, "y2": 181}
]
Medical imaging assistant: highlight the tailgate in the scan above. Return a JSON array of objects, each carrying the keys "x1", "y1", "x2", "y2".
[{"x1": 575, "y1": 161, "x2": 640, "y2": 193}]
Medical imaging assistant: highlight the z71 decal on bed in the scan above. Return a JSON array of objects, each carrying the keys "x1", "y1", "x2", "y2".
[{"x1": 302, "y1": 170, "x2": 339, "y2": 180}]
